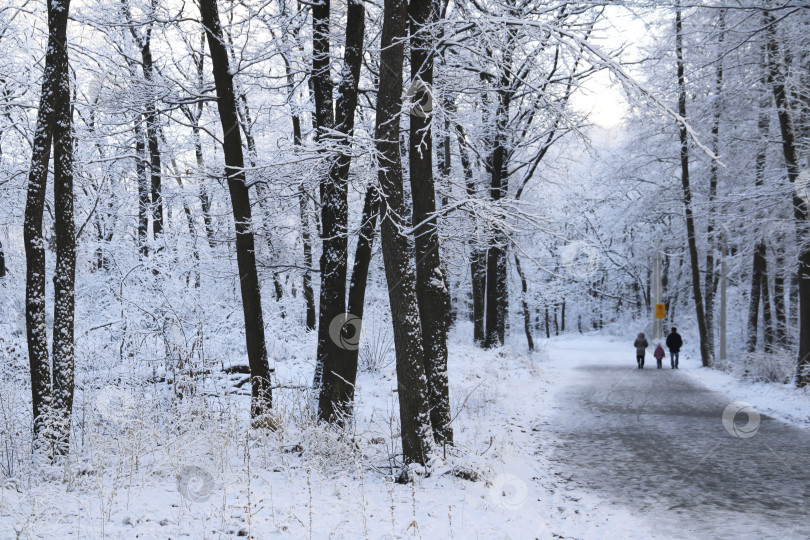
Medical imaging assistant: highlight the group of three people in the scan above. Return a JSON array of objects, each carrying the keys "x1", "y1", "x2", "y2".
[{"x1": 633, "y1": 328, "x2": 683, "y2": 369}]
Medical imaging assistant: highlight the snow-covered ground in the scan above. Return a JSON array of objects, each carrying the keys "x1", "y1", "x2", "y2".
[{"x1": 2, "y1": 329, "x2": 808, "y2": 539}]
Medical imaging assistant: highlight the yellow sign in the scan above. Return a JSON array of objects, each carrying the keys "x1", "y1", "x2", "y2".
[{"x1": 655, "y1": 303, "x2": 666, "y2": 319}]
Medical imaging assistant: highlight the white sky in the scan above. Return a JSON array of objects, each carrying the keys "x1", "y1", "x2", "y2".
[{"x1": 569, "y1": 6, "x2": 654, "y2": 130}]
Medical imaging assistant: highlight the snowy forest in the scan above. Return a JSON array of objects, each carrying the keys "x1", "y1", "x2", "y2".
[{"x1": 1, "y1": 0, "x2": 810, "y2": 537}]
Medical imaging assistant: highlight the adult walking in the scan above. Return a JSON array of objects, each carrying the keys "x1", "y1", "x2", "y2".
[
  {"x1": 634, "y1": 332, "x2": 649, "y2": 369},
  {"x1": 666, "y1": 327, "x2": 683, "y2": 369}
]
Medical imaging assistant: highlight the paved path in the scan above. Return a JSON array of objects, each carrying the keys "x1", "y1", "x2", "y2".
[{"x1": 547, "y1": 339, "x2": 810, "y2": 539}]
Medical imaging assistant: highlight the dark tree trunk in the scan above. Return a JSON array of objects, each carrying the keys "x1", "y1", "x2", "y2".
[
  {"x1": 341, "y1": 185, "x2": 381, "y2": 394},
  {"x1": 135, "y1": 122, "x2": 150, "y2": 257},
  {"x1": 133, "y1": 14, "x2": 163, "y2": 246},
  {"x1": 299, "y1": 185, "x2": 316, "y2": 331},
  {"x1": 704, "y1": 9, "x2": 724, "y2": 361},
  {"x1": 278, "y1": 35, "x2": 316, "y2": 331},
  {"x1": 439, "y1": 98, "x2": 454, "y2": 328},
  {"x1": 790, "y1": 273, "x2": 799, "y2": 337},
  {"x1": 409, "y1": 0, "x2": 452, "y2": 445},
  {"x1": 199, "y1": 0, "x2": 273, "y2": 416},
  {"x1": 50, "y1": 0, "x2": 77, "y2": 453},
  {"x1": 24, "y1": 0, "x2": 75, "y2": 454},
  {"x1": 310, "y1": 0, "x2": 337, "y2": 396},
  {"x1": 225, "y1": 33, "x2": 282, "y2": 292},
  {"x1": 315, "y1": 0, "x2": 366, "y2": 423},
  {"x1": 765, "y1": 10, "x2": 810, "y2": 386},
  {"x1": 747, "y1": 53, "x2": 771, "y2": 354},
  {"x1": 514, "y1": 254, "x2": 534, "y2": 351},
  {"x1": 455, "y1": 125, "x2": 485, "y2": 343},
  {"x1": 773, "y1": 243, "x2": 787, "y2": 347},
  {"x1": 747, "y1": 242, "x2": 766, "y2": 353},
  {"x1": 375, "y1": 0, "x2": 433, "y2": 466},
  {"x1": 195, "y1": 141, "x2": 215, "y2": 248},
  {"x1": 554, "y1": 306, "x2": 559, "y2": 336},
  {"x1": 676, "y1": 2, "x2": 712, "y2": 367},
  {"x1": 761, "y1": 251, "x2": 774, "y2": 353},
  {"x1": 146, "y1": 107, "x2": 162, "y2": 243},
  {"x1": 0, "y1": 240, "x2": 5, "y2": 278},
  {"x1": 484, "y1": 98, "x2": 510, "y2": 347},
  {"x1": 483, "y1": 36, "x2": 513, "y2": 348},
  {"x1": 25, "y1": 26, "x2": 56, "y2": 449}
]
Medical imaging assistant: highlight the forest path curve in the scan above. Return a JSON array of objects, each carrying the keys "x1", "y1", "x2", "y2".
[{"x1": 545, "y1": 337, "x2": 810, "y2": 540}]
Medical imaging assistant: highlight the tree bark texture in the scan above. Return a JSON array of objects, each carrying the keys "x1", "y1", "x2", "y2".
[
  {"x1": 409, "y1": 0, "x2": 452, "y2": 445},
  {"x1": 765, "y1": 9, "x2": 810, "y2": 386},
  {"x1": 315, "y1": 0, "x2": 366, "y2": 423},
  {"x1": 24, "y1": 0, "x2": 76, "y2": 454},
  {"x1": 199, "y1": 0, "x2": 273, "y2": 415},
  {"x1": 676, "y1": 2, "x2": 713, "y2": 367},
  {"x1": 375, "y1": 0, "x2": 433, "y2": 465}
]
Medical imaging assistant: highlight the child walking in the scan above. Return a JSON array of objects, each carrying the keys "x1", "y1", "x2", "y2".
[{"x1": 654, "y1": 342, "x2": 666, "y2": 369}]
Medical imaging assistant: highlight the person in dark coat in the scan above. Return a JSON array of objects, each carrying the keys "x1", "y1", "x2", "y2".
[
  {"x1": 666, "y1": 327, "x2": 683, "y2": 369},
  {"x1": 653, "y1": 343, "x2": 665, "y2": 369},
  {"x1": 633, "y1": 332, "x2": 648, "y2": 369}
]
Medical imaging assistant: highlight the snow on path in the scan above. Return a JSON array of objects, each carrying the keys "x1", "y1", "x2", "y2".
[{"x1": 544, "y1": 335, "x2": 810, "y2": 540}]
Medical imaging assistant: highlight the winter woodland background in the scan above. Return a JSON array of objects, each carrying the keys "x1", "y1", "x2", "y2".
[{"x1": 1, "y1": 0, "x2": 809, "y2": 537}]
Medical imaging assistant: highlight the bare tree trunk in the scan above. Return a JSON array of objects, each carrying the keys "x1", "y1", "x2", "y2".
[
  {"x1": 704, "y1": 9, "x2": 724, "y2": 360},
  {"x1": 193, "y1": 122, "x2": 215, "y2": 248},
  {"x1": 747, "y1": 241, "x2": 765, "y2": 353},
  {"x1": 127, "y1": 1, "x2": 163, "y2": 248},
  {"x1": 554, "y1": 306, "x2": 559, "y2": 336},
  {"x1": 24, "y1": 0, "x2": 75, "y2": 454},
  {"x1": 773, "y1": 242, "x2": 787, "y2": 347},
  {"x1": 309, "y1": 0, "x2": 337, "y2": 396},
  {"x1": 484, "y1": 87, "x2": 510, "y2": 348},
  {"x1": 439, "y1": 98, "x2": 454, "y2": 328},
  {"x1": 24, "y1": 26, "x2": 56, "y2": 450},
  {"x1": 315, "y1": 0, "x2": 366, "y2": 422},
  {"x1": 790, "y1": 273, "x2": 799, "y2": 338},
  {"x1": 51, "y1": 0, "x2": 77, "y2": 452},
  {"x1": 279, "y1": 35, "x2": 316, "y2": 332},
  {"x1": 375, "y1": 0, "x2": 433, "y2": 466},
  {"x1": 135, "y1": 121, "x2": 150, "y2": 256},
  {"x1": 455, "y1": 124, "x2": 485, "y2": 343},
  {"x1": 514, "y1": 254, "x2": 534, "y2": 351},
  {"x1": 224, "y1": 29, "x2": 283, "y2": 301},
  {"x1": 676, "y1": 1, "x2": 712, "y2": 367},
  {"x1": 342, "y1": 184, "x2": 381, "y2": 393},
  {"x1": 747, "y1": 51, "x2": 771, "y2": 354},
  {"x1": 409, "y1": 0, "x2": 451, "y2": 445},
  {"x1": 299, "y1": 185, "x2": 316, "y2": 330},
  {"x1": 761, "y1": 250, "x2": 774, "y2": 353},
  {"x1": 765, "y1": 9, "x2": 810, "y2": 386},
  {"x1": 199, "y1": 0, "x2": 273, "y2": 416},
  {"x1": 0, "y1": 240, "x2": 5, "y2": 278}
]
